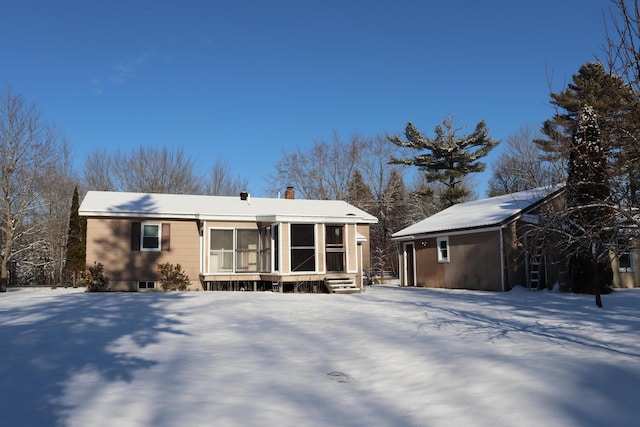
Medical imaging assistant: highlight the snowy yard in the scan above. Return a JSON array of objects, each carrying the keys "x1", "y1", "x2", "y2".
[{"x1": 1, "y1": 285, "x2": 638, "y2": 427}]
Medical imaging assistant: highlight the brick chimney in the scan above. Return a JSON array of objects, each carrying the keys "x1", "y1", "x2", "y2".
[{"x1": 284, "y1": 186, "x2": 295, "y2": 199}]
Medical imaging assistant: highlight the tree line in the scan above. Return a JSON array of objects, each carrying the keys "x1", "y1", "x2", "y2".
[{"x1": 2, "y1": 0, "x2": 640, "y2": 299}]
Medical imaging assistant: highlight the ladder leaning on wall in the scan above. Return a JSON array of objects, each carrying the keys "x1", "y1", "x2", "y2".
[{"x1": 527, "y1": 237, "x2": 546, "y2": 290}]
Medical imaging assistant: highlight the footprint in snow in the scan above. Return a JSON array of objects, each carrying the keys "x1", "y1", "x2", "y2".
[{"x1": 326, "y1": 371, "x2": 354, "y2": 383}]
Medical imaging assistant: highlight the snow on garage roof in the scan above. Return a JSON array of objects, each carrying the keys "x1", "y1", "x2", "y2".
[
  {"x1": 79, "y1": 191, "x2": 378, "y2": 223},
  {"x1": 392, "y1": 185, "x2": 563, "y2": 239}
]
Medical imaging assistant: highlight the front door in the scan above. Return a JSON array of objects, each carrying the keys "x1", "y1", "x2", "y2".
[{"x1": 405, "y1": 243, "x2": 415, "y2": 287}]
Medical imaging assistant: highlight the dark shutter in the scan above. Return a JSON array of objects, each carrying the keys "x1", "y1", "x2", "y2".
[
  {"x1": 131, "y1": 222, "x2": 141, "y2": 251},
  {"x1": 162, "y1": 223, "x2": 171, "y2": 251}
]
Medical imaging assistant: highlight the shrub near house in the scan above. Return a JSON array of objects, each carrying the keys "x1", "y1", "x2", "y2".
[{"x1": 158, "y1": 263, "x2": 190, "y2": 291}]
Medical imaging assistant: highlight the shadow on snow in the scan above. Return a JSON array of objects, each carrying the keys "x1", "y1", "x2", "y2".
[{"x1": 0, "y1": 290, "x2": 189, "y2": 427}]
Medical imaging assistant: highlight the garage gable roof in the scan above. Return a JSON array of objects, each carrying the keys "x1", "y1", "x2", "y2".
[{"x1": 392, "y1": 185, "x2": 563, "y2": 239}]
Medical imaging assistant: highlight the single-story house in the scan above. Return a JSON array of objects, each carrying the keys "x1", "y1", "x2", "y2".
[
  {"x1": 79, "y1": 188, "x2": 378, "y2": 293},
  {"x1": 392, "y1": 186, "x2": 565, "y2": 291}
]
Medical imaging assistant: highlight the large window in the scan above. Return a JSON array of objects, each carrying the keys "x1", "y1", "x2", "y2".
[
  {"x1": 236, "y1": 229, "x2": 258, "y2": 272},
  {"x1": 209, "y1": 228, "x2": 259, "y2": 273},
  {"x1": 291, "y1": 224, "x2": 315, "y2": 272},
  {"x1": 259, "y1": 226, "x2": 272, "y2": 273},
  {"x1": 142, "y1": 223, "x2": 160, "y2": 251},
  {"x1": 326, "y1": 225, "x2": 345, "y2": 272},
  {"x1": 437, "y1": 236, "x2": 450, "y2": 263},
  {"x1": 210, "y1": 229, "x2": 234, "y2": 272}
]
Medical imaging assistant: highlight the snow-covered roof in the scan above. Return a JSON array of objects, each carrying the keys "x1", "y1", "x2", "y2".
[
  {"x1": 392, "y1": 185, "x2": 563, "y2": 239},
  {"x1": 79, "y1": 191, "x2": 378, "y2": 224}
]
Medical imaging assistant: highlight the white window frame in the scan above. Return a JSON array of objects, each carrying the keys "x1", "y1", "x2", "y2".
[
  {"x1": 618, "y1": 252, "x2": 634, "y2": 273},
  {"x1": 290, "y1": 223, "x2": 316, "y2": 272},
  {"x1": 437, "y1": 236, "x2": 450, "y2": 263},
  {"x1": 141, "y1": 222, "x2": 161, "y2": 251},
  {"x1": 209, "y1": 228, "x2": 234, "y2": 273}
]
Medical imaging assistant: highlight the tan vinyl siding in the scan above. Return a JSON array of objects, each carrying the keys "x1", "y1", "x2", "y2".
[
  {"x1": 411, "y1": 232, "x2": 503, "y2": 291},
  {"x1": 357, "y1": 224, "x2": 372, "y2": 275},
  {"x1": 446, "y1": 232, "x2": 502, "y2": 291},
  {"x1": 85, "y1": 217, "x2": 200, "y2": 290},
  {"x1": 414, "y1": 238, "x2": 444, "y2": 288},
  {"x1": 280, "y1": 223, "x2": 290, "y2": 273},
  {"x1": 317, "y1": 224, "x2": 325, "y2": 272},
  {"x1": 346, "y1": 224, "x2": 357, "y2": 273},
  {"x1": 612, "y1": 251, "x2": 640, "y2": 288}
]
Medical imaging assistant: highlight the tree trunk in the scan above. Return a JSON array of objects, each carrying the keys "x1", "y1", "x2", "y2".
[
  {"x1": 592, "y1": 244, "x2": 603, "y2": 308},
  {"x1": 0, "y1": 264, "x2": 7, "y2": 292}
]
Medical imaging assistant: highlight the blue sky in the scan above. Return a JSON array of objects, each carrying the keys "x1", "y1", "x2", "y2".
[{"x1": 2, "y1": 0, "x2": 611, "y2": 197}]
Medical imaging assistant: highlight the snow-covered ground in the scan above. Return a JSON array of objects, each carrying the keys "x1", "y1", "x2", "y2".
[{"x1": 1, "y1": 285, "x2": 638, "y2": 427}]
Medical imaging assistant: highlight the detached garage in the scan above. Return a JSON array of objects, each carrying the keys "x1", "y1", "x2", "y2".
[{"x1": 392, "y1": 186, "x2": 564, "y2": 291}]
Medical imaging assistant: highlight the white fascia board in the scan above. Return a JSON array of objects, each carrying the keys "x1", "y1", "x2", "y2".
[
  {"x1": 260, "y1": 215, "x2": 377, "y2": 224},
  {"x1": 78, "y1": 210, "x2": 199, "y2": 220},
  {"x1": 80, "y1": 211, "x2": 377, "y2": 224},
  {"x1": 392, "y1": 225, "x2": 504, "y2": 241}
]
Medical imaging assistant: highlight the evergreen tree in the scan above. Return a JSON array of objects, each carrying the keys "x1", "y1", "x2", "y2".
[
  {"x1": 535, "y1": 62, "x2": 638, "y2": 196},
  {"x1": 346, "y1": 169, "x2": 374, "y2": 212},
  {"x1": 370, "y1": 168, "x2": 407, "y2": 278},
  {"x1": 389, "y1": 116, "x2": 499, "y2": 209},
  {"x1": 565, "y1": 106, "x2": 613, "y2": 306},
  {"x1": 536, "y1": 62, "x2": 640, "y2": 305},
  {"x1": 64, "y1": 186, "x2": 86, "y2": 286}
]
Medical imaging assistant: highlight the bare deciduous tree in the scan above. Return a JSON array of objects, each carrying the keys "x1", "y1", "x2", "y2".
[
  {"x1": 604, "y1": 0, "x2": 640, "y2": 91},
  {"x1": 268, "y1": 133, "x2": 367, "y2": 200},
  {"x1": 203, "y1": 157, "x2": 249, "y2": 196},
  {"x1": 0, "y1": 87, "x2": 68, "y2": 291},
  {"x1": 113, "y1": 146, "x2": 203, "y2": 194},
  {"x1": 40, "y1": 140, "x2": 77, "y2": 285},
  {"x1": 83, "y1": 146, "x2": 204, "y2": 194},
  {"x1": 603, "y1": 0, "x2": 640, "y2": 206},
  {"x1": 83, "y1": 149, "x2": 115, "y2": 191},
  {"x1": 488, "y1": 126, "x2": 560, "y2": 197}
]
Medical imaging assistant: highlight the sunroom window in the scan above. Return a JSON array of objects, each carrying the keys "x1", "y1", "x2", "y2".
[
  {"x1": 326, "y1": 225, "x2": 345, "y2": 272},
  {"x1": 236, "y1": 229, "x2": 258, "y2": 272},
  {"x1": 259, "y1": 226, "x2": 272, "y2": 273},
  {"x1": 210, "y1": 229, "x2": 234, "y2": 272},
  {"x1": 291, "y1": 224, "x2": 315, "y2": 272}
]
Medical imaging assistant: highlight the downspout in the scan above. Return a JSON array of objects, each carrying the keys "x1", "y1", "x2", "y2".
[
  {"x1": 500, "y1": 226, "x2": 505, "y2": 292},
  {"x1": 198, "y1": 218, "x2": 204, "y2": 278}
]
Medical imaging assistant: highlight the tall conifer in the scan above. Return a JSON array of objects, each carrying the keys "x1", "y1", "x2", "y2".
[
  {"x1": 389, "y1": 116, "x2": 499, "y2": 209},
  {"x1": 565, "y1": 106, "x2": 613, "y2": 306},
  {"x1": 64, "y1": 186, "x2": 85, "y2": 285}
]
